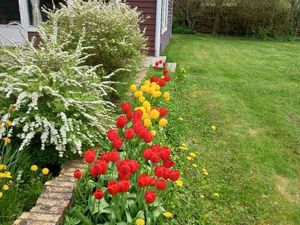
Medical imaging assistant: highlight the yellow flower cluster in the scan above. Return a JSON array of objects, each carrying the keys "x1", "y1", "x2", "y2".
[
  {"x1": 0, "y1": 163, "x2": 13, "y2": 199},
  {"x1": 129, "y1": 79, "x2": 170, "y2": 131},
  {"x1": 31, "y1": 164, "x2": 50, "y2": 175}
]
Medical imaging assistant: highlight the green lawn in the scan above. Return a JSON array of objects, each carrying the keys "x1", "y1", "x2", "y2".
[{"x1": 165, "y1": 35, "x2": 300, "y2": 225}]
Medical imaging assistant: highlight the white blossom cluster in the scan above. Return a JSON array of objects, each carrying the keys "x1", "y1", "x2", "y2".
[
  {"x1": 0, "y1": 22, "x2": 116, "y2": 157},
  {"x1": 44, "y1": 0, "x2": 147, "y2": 76}
]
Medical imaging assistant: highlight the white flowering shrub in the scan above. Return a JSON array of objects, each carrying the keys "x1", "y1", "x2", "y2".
[
  {"x1": 0, "y1": 24, "x2": 116, "y2": 159},
  {"x1": 44, "y1": 0, "x2": 147, "y2": 77}
]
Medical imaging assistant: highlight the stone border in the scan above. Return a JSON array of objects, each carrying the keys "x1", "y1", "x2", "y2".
[
  {"x1": 13, "y1": 56, "x2": 176, "y2": 225},
  {"x1": 13, "y1": 160, "x2": 84, "y2": 225}
]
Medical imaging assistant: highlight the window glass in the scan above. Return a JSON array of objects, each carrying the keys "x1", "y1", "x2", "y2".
[
  {"x1": 0, "y1": 0, "x2": 21, "y2": 25},
  {"x1": 27, "y1": 0, "x2": 66, "y2": 26},
  {"x1": 161, "y1": 0, "x2": 168, "y2": 33}
]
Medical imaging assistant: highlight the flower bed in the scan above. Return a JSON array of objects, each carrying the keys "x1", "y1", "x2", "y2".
[{"x1": 64, "y1": 61, "x2": 182, "y2": 225}]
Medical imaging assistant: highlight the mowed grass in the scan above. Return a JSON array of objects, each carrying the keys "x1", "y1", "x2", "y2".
[{"x1": 164, "y1": 35, "x2": 300, "y2": 225}]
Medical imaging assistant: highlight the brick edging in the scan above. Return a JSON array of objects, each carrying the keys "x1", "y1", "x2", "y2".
[{"x1": 13, "y1": 160, "x2": 85, "y2": 225}]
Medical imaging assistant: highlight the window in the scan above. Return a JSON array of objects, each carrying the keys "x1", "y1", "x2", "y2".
[
  {"x1": 0, "y1": 0, "x2": 21, "y2": 25},
  {"x1": 27, "y1": 0, "x2": 67, "y2": 26},
  {"x1": 161, "y1": 0, "x2": 168, "y2": 33}
]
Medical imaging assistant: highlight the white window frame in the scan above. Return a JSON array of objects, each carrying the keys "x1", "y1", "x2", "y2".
[{"x1": 161, "y1": 0, "x2": 168, "y2": 34}]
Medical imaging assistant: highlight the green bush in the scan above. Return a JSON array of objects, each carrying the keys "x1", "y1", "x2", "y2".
[
  {"x1": 44, "y1": 0, "x2": 147, "y2": 93},
  {"x1": 0, "y1": 23, "x2": 116, "y2": 162}
]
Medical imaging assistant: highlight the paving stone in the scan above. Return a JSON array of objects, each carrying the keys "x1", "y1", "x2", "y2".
[
  {"x1": 36, "y1": 198, "x2": 70, "y2": 208},
  {"x1": 19, "y1": 212, "x2": 62, "y2": 223},
  {"x1": 14, "y1": 219, "x2": 56, "y2": 225},
  {"x1": 44, "y1": 185, "x2": 73, "y2": 193},
  {"x1": 31, "y1": 204, "x2": 66, "y2": 214},
  {"x1": 45, "y1": 180, "x2": 75, "y2": 188},
  {"x1": 39, "y1": 191, "x2": 73, "y2": 200}
]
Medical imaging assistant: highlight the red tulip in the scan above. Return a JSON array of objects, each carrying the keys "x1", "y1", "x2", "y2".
[
  {"x1": 159, "y1": 107, "x2": 168, "y2": 117},
  {"x1": 84, "y1": 149, "x2": 96, "y2": 163},
  {"x1": 73, "y1": 169, "x2": 82, "y2": 179},
  {"x1": 124, "y1": 128, "x2": 135, "y2": 140},
  {"x1": 143, "y1": 132, "x2": 153, "y2": 143},
  {"x1": 112, "y1": 138, "x2": 123, "y2": 149},
  {"x1": 119, "y1": 180, "x2": 130, "y2": 192},
  {"x1": 93, "y1": 189, "x2": 104, "y2": 200},
  {"x1": 163, "y1": 69, "x2": 168, "y2": 75},
  {"x1": 159, "y1": 78, "x2": 166, "y2": 87},
  {"x1": 116, "y1": 115, "x2": 127, "y2": 129},
  {"x1": 107, "y1": 181, "x2": 119, "y2": 195},
  {"x1": 121, "y1": 102, "x2": 131, "y2": 113},
  {"x1": 156, "y1": 179, "x2": 167, "y2": 190},
  {"x1": 144, "y1": 190, "x2": 156, "y2": 204},
  {"x1": 107, "y1": 129, "x2": 119, "y2": 142},
  {"x1": 169, "y1": 170, "x2": 180, "y2": 181},
  {"x1": 126, "y1": 111, "x2": 133, "y2": 120},
  {"x1": 150, "y1": 76, "x2": 159, "y2": 83},
  {"x1": 164, "y1": 75, "x2": 171, "y2": 82},
  {"x1": 160, "y1": 147, "x2": 171, "y2": 161}
]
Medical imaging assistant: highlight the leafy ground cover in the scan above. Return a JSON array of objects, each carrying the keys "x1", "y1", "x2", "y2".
[{"x1": 164, "y1": 34, "x2": 300, "y2": 225}]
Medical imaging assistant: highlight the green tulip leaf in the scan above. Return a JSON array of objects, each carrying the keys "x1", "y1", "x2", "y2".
[
  {"x1": 125, "y1": 208, "x2": 133, "y2": 223},
  {"x1": 74, "y1": 208, "x2": 95, "y2": 225}
]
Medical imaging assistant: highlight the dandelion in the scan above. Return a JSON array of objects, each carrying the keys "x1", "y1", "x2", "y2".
[
  {"x1": 135, "y1": 219, "x2": 145, "y2": 225},
  {"x1": 186, "y1": 156, "x2": 193, "y2": 161},
  {"x1": 190, "y1": 152, "x2": 197, "y2": 158},
  {"x1": 192, "y1": 164, "x2": 198, "y2": 168},
  {"x1": 202, "y1": 169, "x2": 209, "y2": 176},
  {"x1": 0, "y1": 164, "x2": 6, "y2": 171},
  {"x1": 2, "y1": 185, "x2": 9, "y2": 191},
  {"x1": 31, "y1": 165, "x2": 38, "y2": 172},
  {"x1": 42, "y1": 168, "x2": 49, "y2": 175},
  {"x1": 211, "y1": 125, "x2": 216, "y2": 130},
  {"x1": 163, "y1": 212, "x2": 173, "y2": 218},
  {"x1": 179, "y1": 146, "x2": 188, "y2": 151},
  {"x1": 213, "y1": 193, "x2": 220, "y2": 197},
  {"x1": 175, "y1": 180, "x2": 183, "y2": 187},
  {"x1": 0, "y1": 192, "x2": 3, "y2": 199}
]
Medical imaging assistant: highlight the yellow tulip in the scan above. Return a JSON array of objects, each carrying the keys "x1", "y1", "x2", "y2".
[
  {"x1": 150, "y1": 109, "x2": 160, "y2": 120},
  {"x1": 134, "y1": 91, "x2": 143, "y2": 98},
  {"x1": 150, "y1": 130, "x2": 157, "y2": 136},
  {"x1": 129, "y1": 84, "x2": 137, "y2": 92},
  {"x1": 142, "y1": 101, "x2": 150, "y2": 109},
  {"x1": 159, "y1": 118, "x2": 168, "y2": 127},
  {"x1": 138, "y1": 96, "x2": 146, "y2": 103},
  {"x1": 143, "y1": 119, "x2": 152, "y2": 128}
]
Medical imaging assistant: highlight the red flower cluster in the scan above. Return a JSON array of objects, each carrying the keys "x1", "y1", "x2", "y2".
[
  {"x1": 151, "y1": 60, "x2": 171, "y2": 87},
  {"x1": 107, "y1": 129, "x2": 123, "y2": 149},
  {"x1": 74, "y1": 62, "x2": 181, "y2": 208},
  {"x1": 153, "y1": 60, "x2": 166, "y2": 70},
  {"x1": 116, "y1": 159, "x2": 139, "y2": 180},
  {"x1": 143, "y1": 145, "x2": 173, "y2": 164}
]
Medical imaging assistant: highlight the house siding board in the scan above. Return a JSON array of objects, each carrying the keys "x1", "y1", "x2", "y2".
[
  {"x1": 126, "y1": 0, "x2": 157, "y2": 56},
  {"x1": 160, "y1": 0, "x2": 173, "y2": 54}
]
